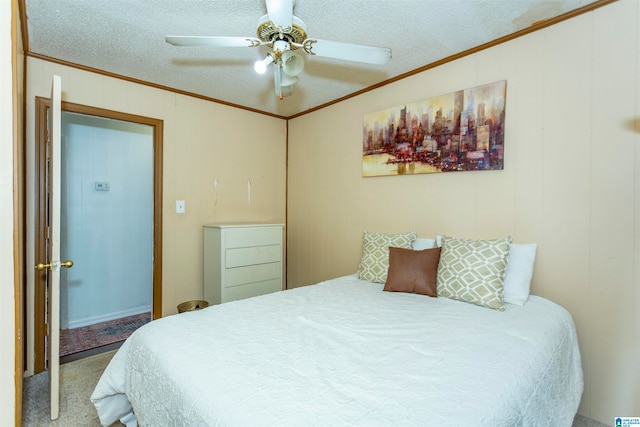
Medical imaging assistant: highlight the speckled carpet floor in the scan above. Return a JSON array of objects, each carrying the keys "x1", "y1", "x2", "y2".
[{"x1": 22, "y1": 350, "x2": 120, "y2": 426}]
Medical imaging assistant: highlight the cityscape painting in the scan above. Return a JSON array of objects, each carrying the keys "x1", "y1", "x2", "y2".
[{"x1": 362, "y1": 80, "x2": 506, "y2": 177}]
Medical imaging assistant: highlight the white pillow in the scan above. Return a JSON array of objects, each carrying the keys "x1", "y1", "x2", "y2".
[
  {"x1": 412, "y1": 237, "x2": 436, "y2": 250},
  {"x1": 502, "y1": 243, "x2": 537, "y2": 305}
]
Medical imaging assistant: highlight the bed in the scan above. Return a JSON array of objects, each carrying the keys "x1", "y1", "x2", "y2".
[
  {"x1": 91, "y1": 276, "x2": 583, "y2": 425},
  {"x1": 92, "y1": 233, "x2": 583, "y2": 426}
]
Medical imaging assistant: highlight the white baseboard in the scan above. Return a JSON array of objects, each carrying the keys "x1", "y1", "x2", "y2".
[{"x1": 67, "y1": 305, "x2": 152, "y2": 329}]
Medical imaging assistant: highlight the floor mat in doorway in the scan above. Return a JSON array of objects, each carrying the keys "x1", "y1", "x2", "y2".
[{"x1": 60, "y1": 312, "x2": 151, "y2": 357}]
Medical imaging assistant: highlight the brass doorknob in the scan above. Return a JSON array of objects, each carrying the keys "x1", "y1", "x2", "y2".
[
  {"x1": 35, "y1": 260, "x2": 74, "y2": 271},
  {"x1": 35, "y1": 263, "x2": 50, "y2": 271}
]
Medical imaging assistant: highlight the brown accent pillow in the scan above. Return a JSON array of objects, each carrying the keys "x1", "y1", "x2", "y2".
[{"x1": 384, "y1": 246, "x2": 441, "y2": 297}]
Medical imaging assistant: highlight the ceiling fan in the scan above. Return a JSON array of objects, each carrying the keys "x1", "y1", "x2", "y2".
[{"x1": 165, "y1": 0, "x2": 392, "y2": 100}]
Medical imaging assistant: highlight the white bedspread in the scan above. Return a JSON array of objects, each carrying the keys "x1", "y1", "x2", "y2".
[{"x1": 91, "y1": 275, "x2": 583, "y2": 426}]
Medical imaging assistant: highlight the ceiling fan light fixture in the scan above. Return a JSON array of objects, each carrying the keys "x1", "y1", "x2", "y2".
[
  {"x1": 254, "y1": 54, "x2": 274, "y2": 74},
  {"x1": 281, "y1": 51, "x2": 304, "y2": 77}
]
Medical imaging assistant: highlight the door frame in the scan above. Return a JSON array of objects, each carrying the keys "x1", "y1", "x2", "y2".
[{"x1": 33, "y1": 97, "x2": 163, "y2": 373}]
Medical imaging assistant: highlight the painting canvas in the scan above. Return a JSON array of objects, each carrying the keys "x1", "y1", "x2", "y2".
[{"x1": 362, "y1": 80, "x2": 506, "y2": 177}]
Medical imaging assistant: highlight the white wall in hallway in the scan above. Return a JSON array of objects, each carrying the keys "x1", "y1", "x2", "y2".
[{"x1": 61, "y1": 112, "x2": 153, "y2": 328}]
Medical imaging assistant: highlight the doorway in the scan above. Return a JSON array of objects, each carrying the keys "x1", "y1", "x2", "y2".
[{"x1": 33, "y1": 98, "x2": 163, "y2": 373}]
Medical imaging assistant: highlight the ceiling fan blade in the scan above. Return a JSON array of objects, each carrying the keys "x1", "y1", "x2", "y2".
[
  {"x1": 265, "y1": 0, "x2": 293, "y2": 29},
  {"x1": 301, "y1": 39, "x2": 391, "y2": 65},
  {"x1": 166, "y1": 36, "x2": 263, "y2": 48}
]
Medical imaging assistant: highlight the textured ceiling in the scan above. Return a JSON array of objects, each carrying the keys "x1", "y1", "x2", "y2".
[{"x1": 24, "y1": 0, "x2": 599, "y2": 118}]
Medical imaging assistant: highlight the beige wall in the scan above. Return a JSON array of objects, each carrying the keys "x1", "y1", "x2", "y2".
[
  {"x1": 24, "y1": 58, "x2": 287, "y2": 373},
  {"x1": 287, "y1": 0, "x2": 639, "y2": 423}
]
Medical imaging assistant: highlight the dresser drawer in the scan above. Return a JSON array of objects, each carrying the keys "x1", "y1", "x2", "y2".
[
  {"x1": 225, "y1": 226, "x2": 281, "y2": 248},
  {"x1": 223, "y1": 278, "x2": 282, "y2": 302},
  {"x1": 225, "y1": 245, "x2": 281, "y2": 268},
  {"x1": 224, "y1": 262, "x2": 281, "y2": 287}
]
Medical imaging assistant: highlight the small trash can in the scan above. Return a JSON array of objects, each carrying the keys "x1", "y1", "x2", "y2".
[{"x1": 177, "y1": 300, "x2": 209, "y2": 313}]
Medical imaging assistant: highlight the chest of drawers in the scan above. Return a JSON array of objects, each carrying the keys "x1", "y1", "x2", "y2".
[{"x1": 203, "y1": 223, "x2": 284, "y2": 305}]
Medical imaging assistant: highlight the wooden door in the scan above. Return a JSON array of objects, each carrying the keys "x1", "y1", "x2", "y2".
[{"x1": 34, "y1": 75, "x2": 72, "y2": 420}]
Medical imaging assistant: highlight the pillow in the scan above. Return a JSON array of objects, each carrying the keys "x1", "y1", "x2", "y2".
[
  {"x1": 384, "y1": 246, "x2": 441, "y2": 296},
  {"x1": 436, "y1": 235, "x2": 537, "y2": 305},
  {"x1": 358, "y1": 231, "x2": 417, "y2": 283},
  {"x1": 436, "y1": 235, "x2": 512, "y2": 311},
  {"x1": 502, "y1": 243, "x2": 537, "y2": 305},
  {"x1": 412, "y1": 237, "x2": 436, "y2": 250}
]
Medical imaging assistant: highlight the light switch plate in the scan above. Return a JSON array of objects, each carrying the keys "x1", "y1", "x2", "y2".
[{"x1": 176, "y1": 200, "x2": 185, "y2": 214}]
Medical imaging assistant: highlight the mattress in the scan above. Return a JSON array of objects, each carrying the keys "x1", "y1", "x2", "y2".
[{"x1": 91, "y1": 274, "x2": 583, "y2": 426}]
